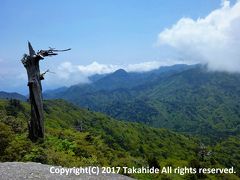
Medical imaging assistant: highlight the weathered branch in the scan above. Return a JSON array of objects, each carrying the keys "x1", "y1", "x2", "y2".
[
  {"x1": 21, "y1": 42, "x2": 70, "y2": 142},
  {"x1": 37, "y1": 48, "x2": 71, "y2": 58}
]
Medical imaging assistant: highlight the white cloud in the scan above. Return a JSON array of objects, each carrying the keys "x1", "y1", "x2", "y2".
[
  {"x1": 43, "y1": 62, "x2": 90, "y2": 88},
  {"x1": 44, "y1": 61, "x2": 119, "y2": 88},
  {"x1": 157, "y1": 0, "x2": 240, "y2": 73},
  {"x1": 76, "y1": 61, "x2": 165, "y2": 75},
  {"x1": 61, "y1": 60, "x2": 185, "y2": 76},
  {"x1": 77, "y1": 61, "x2": 119, "y2": 75},
  {"x1": 57, "y1": 62, "x2": 77, "y2": 79},
  {"x1": 0, "y1": 58, "x2": 186, "y2": 93},
  {"x1": 125, "y1": 59, "x2": 186, "y2": 72},
  {"x1": 42, "y1": 60, "x2": 186, "y2": 88}
]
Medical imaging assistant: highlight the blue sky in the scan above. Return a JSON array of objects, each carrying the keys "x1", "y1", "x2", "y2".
[
  {"x1": 0, "y1": 0, "x2": 239, "y2": 93},
  {"x1": 0, "y1": 0, "x2": 221, "y2": 63}
]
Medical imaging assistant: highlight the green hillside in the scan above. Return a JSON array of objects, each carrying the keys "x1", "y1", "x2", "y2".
[
  {"x1": 0, "y1": 99, "x2": 239, "y2": 179},
  {"x1": 46, "y1": 66, "x2": 240, "y2": 143}
]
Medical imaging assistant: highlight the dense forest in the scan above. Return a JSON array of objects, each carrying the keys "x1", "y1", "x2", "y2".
[
  {"x1": 0, "y1": 99, "x2": 239, "y2": 179},
  {"x1": 45, "y1": 65, "x2": 240, "y2": 144}
]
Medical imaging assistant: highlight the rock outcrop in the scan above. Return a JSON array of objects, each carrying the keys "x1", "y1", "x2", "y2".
[{"x1": 0, "y1": 162, "x2": 134, "y2": 180}]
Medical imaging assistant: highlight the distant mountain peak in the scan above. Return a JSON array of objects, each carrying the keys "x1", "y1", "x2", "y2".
[
  {"x1": 0, "y1": 91, "x2": 27, "y2": 101},
  {"x1": 113, "y1": 69, "x2": 128, "y2": 75}
]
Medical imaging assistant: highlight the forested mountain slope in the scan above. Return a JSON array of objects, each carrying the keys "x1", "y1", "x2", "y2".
[
  {"x1": 0, "y1": 99, "x2": 239, "y2": 179},
  {"x1": 44, "y1": 65, "x2": 240, "y2": 142},
  {"x1": 0, "y1": 91, "x2": 27, "y2": 101}
]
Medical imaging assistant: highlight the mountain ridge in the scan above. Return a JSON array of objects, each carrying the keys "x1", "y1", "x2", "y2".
[
  {"x1": 44, "y1": 64, "x2": 240, "y2": 143},
  {"x1": 0, "y1": 91, "x2": 27, "y2": 101}
]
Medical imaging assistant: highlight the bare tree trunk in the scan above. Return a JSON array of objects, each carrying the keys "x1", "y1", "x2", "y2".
[
  {"x1": 22, "y1": 42, "x2": 44, "y2": 142},
  {"x1": 28, "y1": 70, "x2": 44, "y2": 141},
  {"x1": 21, "y1": 42, "x2": 70, "y2": 142}
]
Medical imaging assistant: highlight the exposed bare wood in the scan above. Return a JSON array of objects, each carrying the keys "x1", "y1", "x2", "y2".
[{"x1": 21, "y1": 42, "x2": 70, "y2": 142}]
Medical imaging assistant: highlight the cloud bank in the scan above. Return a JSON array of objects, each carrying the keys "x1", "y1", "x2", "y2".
[
  {"x1": 44, "y1": 60, "x2": 184, "y2": 88},
  {"x1": 157, "y1": 0, "x2": 240, "y2": 73},
  {"x1": 0, "y1": 57, "x2": 185, "y2": 93}
]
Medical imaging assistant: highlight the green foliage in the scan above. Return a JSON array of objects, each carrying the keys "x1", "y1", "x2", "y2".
[
  {"x1": 0, "y1": 99, "x2": 239, "y2": 179},
  {"x1": 5, "y1": 99, "x2": 25, "y2": 117},
  {"x1": 2, "y1": 135, "x2": 32, "y2": 161},
  {"x1": 48, "y1": 67, "x2": 240, "y2": 144},
  {"x1": 0, "y1": 122, "x2": 13, "y2": 158},
  {"x1": 213, "y1": 136, "x2": 240, "y2": 176},
  {"x1": 1, "y1": 116, "x2": 27, "y2": 133},
  {"x1": 24, "y1": 146, "x2": 48, "y2": 164}
]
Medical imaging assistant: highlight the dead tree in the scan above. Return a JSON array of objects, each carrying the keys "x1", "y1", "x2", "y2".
[{"x1": 21, "y1": 42, "x2": 70, "y2": 142}]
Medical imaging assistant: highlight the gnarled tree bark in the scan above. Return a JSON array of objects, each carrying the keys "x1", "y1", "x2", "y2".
[
  {"x1": 21, "y1": 42, "x2": 70, "y2": 142},
  {"x1": 22, "y1": 42, "x2": 44, "y2": 142}
]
